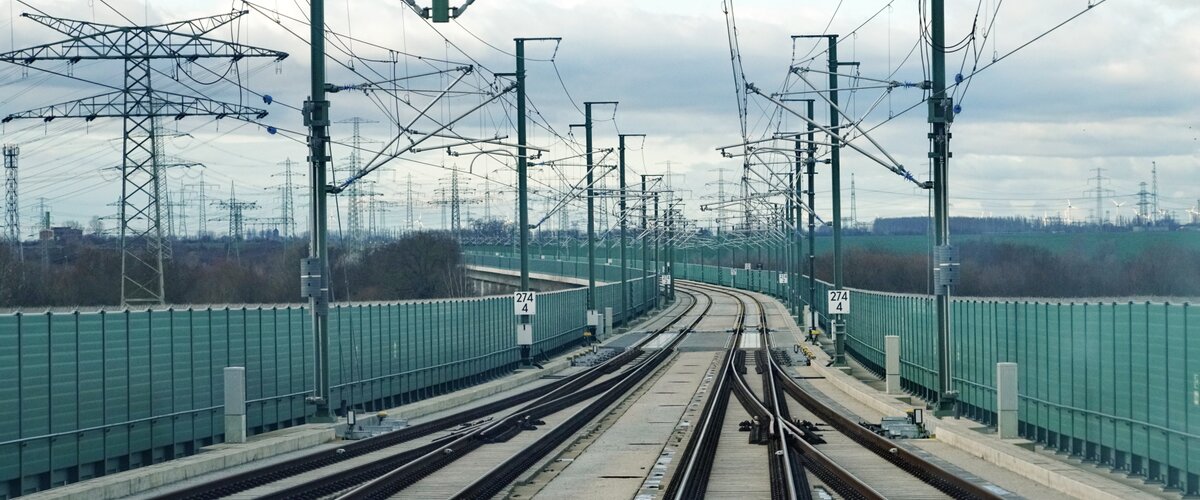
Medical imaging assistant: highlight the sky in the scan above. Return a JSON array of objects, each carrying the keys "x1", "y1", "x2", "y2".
[{"x1": 0, "y1": 0, "x2": 1197, "y2": 238}]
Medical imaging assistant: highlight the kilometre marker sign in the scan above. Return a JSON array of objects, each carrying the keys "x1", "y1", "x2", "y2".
[
  {"x1": 514, "y1": 291, "x2": 537, "y2": 315},
  {"x1": 828, "y1": 289, "x2": 850, "y2": 314}
]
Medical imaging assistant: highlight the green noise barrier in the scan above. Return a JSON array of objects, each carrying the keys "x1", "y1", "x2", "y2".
[{"x1": 0, "y1": 257, "x2": 656, "y2": 498}]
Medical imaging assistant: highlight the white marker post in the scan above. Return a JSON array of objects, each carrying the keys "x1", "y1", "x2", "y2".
[{"x1": 827, "y1": 290, "x2": 850, "y2": 354}]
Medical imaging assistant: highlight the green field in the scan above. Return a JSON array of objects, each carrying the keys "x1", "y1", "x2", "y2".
[{"x1": 812, "y1": 230, "x2": 1200, "y2": 258}]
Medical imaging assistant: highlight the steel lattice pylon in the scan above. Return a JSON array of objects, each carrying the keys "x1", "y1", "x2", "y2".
[
  {"x1": 404, "y1": 173, "x2": 416, "y2": 233},
  {"x1": 213, "y1": 183, "x2": 258, "y2": 245},
  {"x1": 0, "y1": 10, "x2": 287, "y2": 306},
  {"x1": 3, "y1": 145, "x2": 18, "y2": 248},
  {"x1": 335, "y1": 117, "x2": 378, "y2": 253},
  {"x1": 272, "y1": 158, "x2": 302, "y2": 238}
]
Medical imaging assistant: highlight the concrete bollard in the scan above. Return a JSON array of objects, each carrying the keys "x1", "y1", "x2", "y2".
[
  {"x1": 604, "y1": 307, "x2": 614, "y2": 338},
  {"x1": 997, "y1": 362, "x2": 1018, "y2": 439},
  {"x1": 224, "y1": 367, "x2": 247, "y2": 443},
  {"x1": 885, "y1": 335, "x2": 901, "y2": 395}
]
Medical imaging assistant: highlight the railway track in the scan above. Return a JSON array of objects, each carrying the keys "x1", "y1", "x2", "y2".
[
  {"x1": 663, "y1": 282, "x2": 818, "y2": 500},
  {"x1": 157, "y1": 290, "x2": 704, "y2": 500},
  {"x1": 665, "y1": 281, "x2": 1004, "y2": 500},
  {"x1": 165, "y1": 281, "x2": 1004, "y2": 500},
  {"x1": 335, "y1": 289, "x2": 715, "y2": 499}
]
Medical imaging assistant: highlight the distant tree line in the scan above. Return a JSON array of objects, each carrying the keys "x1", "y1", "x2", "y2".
[
  {"x1": 0, "y1": 231, "x2": 466, "y2": 308},
  {"x1": 689, "y1": 238, "x2": 1200, "y2": 298},
  {"x1": 871, "y1": 215, "x2": 1190, "y2": 235},
  {"x1": 814, "y1": 241, "x2": 1200, "y2": 298}
]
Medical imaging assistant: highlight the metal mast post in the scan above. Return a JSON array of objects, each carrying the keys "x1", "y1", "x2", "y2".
[
  {"x1": 826, "y1": 35, "x2": 847, "y2": 366},
  {"x1": 511, "y1": 37, "x2": 560, "y2": 362},
  {"x1": 666, "y1": 196, "x2": 675, "y2": 300},
  {"x1": 641, "y1": 176, "x2": 649, "y2": 310},
  {"x1": 805, "y1": 100, "x2": 818, "y2": 332},
  {"x1": 304, "y1": 0, "x2": 333, "y2": 421},
  {"x1": 653, "y1": 193, "x2": 660, "y2": 307},
  {"x1": 790, "y1": 138, "x2": 800, "y2": 315},
  {"x1": 583, "y1": 100, "x2": 617, "y2": 327},
  {"x1": 795, "y1": 34, "x2": 846, "y2": 364},
  {"x1": 930, "y1": 0, "x2": 959, "y2": 416},
  {"x1": 641, "y1": 175, "x2": 661, "y2": 310},
  {"x1": 620, "y1": 136, "x2": 628, "y2": 324},
  {"x1": 517, "y1": 38, "x2": 530, "y2": 361},
  {"x1": 618, "y1": 133, "x2": 645, "y2": 326}
]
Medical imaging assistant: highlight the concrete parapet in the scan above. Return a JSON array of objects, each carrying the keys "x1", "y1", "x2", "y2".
[{"x1": 30, "y1": 426, "x2": 335, "y2": 500}]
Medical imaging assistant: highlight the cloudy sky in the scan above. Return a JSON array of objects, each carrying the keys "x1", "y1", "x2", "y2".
[{"x1": 0, "y1": 0, "x2": 1196, "y2": 237}]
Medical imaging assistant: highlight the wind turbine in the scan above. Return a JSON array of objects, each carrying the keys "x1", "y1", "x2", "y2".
[
  {"x1": 1065, "y1": 199, "x2": 1075, "y2": 225},
  {"x1": 1111, "y1": 200, "x2": 1126, "y2": 225}
]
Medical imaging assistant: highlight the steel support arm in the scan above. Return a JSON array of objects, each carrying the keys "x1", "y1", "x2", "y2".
[
  {"x1": 3, "y1": 90, "x2": 269, "y2": 122},
  {"x1": 0, "y1": 12, "x2": 286, "y2": 63}
]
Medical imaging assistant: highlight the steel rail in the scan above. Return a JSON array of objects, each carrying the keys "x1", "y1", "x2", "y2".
[{"x1": 661, "y1": 285, "x2": 744, "y2": 499}]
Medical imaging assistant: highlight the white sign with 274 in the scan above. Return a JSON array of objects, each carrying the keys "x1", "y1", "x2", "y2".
[
  {"x1": 827, "y1": 289, "x2": 850, "y2": 314},
  {"x1": 514, "y1": 291, "x2": 537, "y2": 315}
]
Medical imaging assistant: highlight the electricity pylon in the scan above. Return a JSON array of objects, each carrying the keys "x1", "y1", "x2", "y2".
[
  {"x1": 1083, "y1": 168, "x2": 1113, "y2": 226},
  {"x1": 192, "y1": 171, "x2": 219, "y2": 239},
  {"x1": 172, "y1": 182, "x2": 189, "y2": 238},
  {"x1": 213, "y1": 183, "x2": 259, "y2": 258},
  {"x1": 431, "y1": 168, "x2": 479, "y2": 236},
  {"x1": 4, "y1": 145, "x2": 19, "y2": 252},
  {"x1": 403, "y1": 173, "x2": 421, "y2": 233},
  {"x1": 337, "y1": 117, "x2": 379, "y2": 252},
  {"x1": 0, "y1": 10, "x2": 287, "y2": 306},
  {"x1": 706, "y1": 167, "x2": 738, "y2": 234},
  {"x1": 368, "y1": 198, "x2": 399, "y2": 239},
  {"x1": 271, "y1": 158, "x2": 304, "y2": 238}
]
